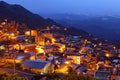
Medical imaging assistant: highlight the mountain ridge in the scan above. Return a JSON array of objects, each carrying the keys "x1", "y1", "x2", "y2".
[
  {"x1": 1, "y1": 1, "x2": 119, "y2": 47},
  {"x1": 0, "y1": 1, "x2": 90, "y2": 38},
  {"x1": 0, "y1": 1, "x2": 59, "y2": 29},
  {"x1": 45, "y1": 13, "x2": 120, "y2": 40}
]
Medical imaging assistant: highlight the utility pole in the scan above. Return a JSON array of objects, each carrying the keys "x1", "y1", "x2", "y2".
[
  {"x1": 13, "y1": 53, "x2": 16, "y2": 74},
  {"x1": 13, "y1": 49, "x2": 16, "y2": 74}
]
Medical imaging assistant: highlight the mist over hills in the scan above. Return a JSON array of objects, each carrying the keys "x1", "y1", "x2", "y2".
[
  {"x1": 43, "y1": 13, "x2": 120, "y2": 40},
  {"x1": 1, "y1": 1, "x2": 120, "y2": 47}
]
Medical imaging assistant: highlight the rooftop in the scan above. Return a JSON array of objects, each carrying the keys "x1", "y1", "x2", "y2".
[{"x1": 22, "y1": 60, "x2": 49, "y2": 69}]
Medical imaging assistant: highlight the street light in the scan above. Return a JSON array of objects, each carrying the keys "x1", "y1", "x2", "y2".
[{"x1": 105, "y1": 53, "x2": 110, "y2": 58}]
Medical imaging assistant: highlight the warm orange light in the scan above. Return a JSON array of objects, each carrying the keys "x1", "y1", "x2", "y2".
[
  {"x1": 56, "y1": 66, "x2": 68, "y2": 74},
  {"x1": 1, "y1": 22, "x2": 6, "y2": 25},
  {"x1": 60, "y1": 48, "x2": 64, "y2": 53},
  {"x1": 52, "y1": 38, "x2": 56, "y2": 43},
  {"x1": 30, "y1": 56, "x2": 35, "y2": 60},
  {"x1": 65, "y1": 61, "x2": 70, "y2": 65},
  {"x1": 25, "y1": 30, "x2": 37, "y2": 36},
  {"x1": 59, "y1": 45, "x2": 65, "y2": 53},
  {"x1": 35, "y1": 46, "x2": 44, "y2": 53},
  {"x1": 25, "y1": 31, "x2": 30, "y2": 36},
  {"x1": 24, "y1": 50, "x2": 28, "y2": 53},
  {"x1": 38, "y1": 48, "x2": 44, "y2": 53},
  {"x1": 106, "y1": 53, "x2": 110, "y2": 57},
  {"x1": 11, "y1": 33, "x2": 15, "y2": 36}
]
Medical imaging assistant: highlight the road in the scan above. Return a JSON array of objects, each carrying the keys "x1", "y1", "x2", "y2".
[{"x1": 0, "y1": 67, "x2": 35, "y2": 80}]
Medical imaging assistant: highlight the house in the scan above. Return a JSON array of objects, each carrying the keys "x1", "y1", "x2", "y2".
[
  {"x1": 15, "y1": 55, "x2": 29, "y2": 63},
  {"x1": 5, "y1": 53, "x2": 30, "y2": 63},
  {"x1": 35, "y1": 36, "x2": 45, "y2": 46},
  {"x1": 70, "y1": 64, "x2": 86, "y2": 74},
  {"x1": 44, "y1": 45, "x2": 54, "y2": 53},
  {"x1": 22, "y1": 60, "x2": 54, "y2": 74},
  {"x1": 53, "y1": 43, "x2": 66, "y2": 53},
  {"x1": 87, "y1": 70, "x2": 96, "y2": 77},
  {"x1": 25, "y1": 30, "x2": 37, "y2": 37},
  {"x1": 95, "y1": 71, "x2": 110, "y2": 80},
  {"x1": 75, "y1": 65, "x2": 86, "y2": 73},
  {"x1": 66, "y1": 52, "x2": 84, "y2": 64},
  {"x1": 110, "y1": 75, "x2": 120, "y2": 80},
  {"x1": 16, "y1": 35, "x2": 26, "y2": 41}
]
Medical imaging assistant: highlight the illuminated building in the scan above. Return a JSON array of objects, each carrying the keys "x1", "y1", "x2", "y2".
[
  {"x1": 35, "y1": 36, "x2": 45, "y2": 46},
  {"x1": 25, "y1": 30, "x2": 37, "y2": 36},
  {"x1": 35, "y1": 46, "x2": 44, "y2": 54},
  {"x1": 44, "y1": 45, "x2": 54, "y2": 53},
  {"x1": 22, "y1": 60, "x2": 54, "y2": 74},
  {"x1": 53, "y1": 43, "x2": 66, "y2": 53},
  {"x1": 67, "y1": 53, "x2": 84, "y2": 64}
]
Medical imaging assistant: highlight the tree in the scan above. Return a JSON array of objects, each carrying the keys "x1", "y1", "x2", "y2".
[
  {"x1": 45, "y1": 67, "x2": 94, "y2": 80},
  {"x1": 0, "y1": 72, "x2": 28, "y2": 80},
  {"x1": 61, "y1": 67, "x2": 93, "y2": 80},
  {"x1": 46, "y1": 73, "x2": 60, "y2": 80}
]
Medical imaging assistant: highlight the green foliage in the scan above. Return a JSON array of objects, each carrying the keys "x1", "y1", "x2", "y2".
[
  {"x1": 45, "y1": 67, "x2": 94, "y2": 80},
  {"x1": 94, "y1": 78, "x2": 101, "y2": 80},
  {"x1": 0, "y1": 72, "x2": 28, "y2": 80},
  {"x1": 61, "y1": 67, "x2": 93, "y2": 80},
  {"x1": 61, "y1": 74, "x2": 93, "y2": 80},
  {"x1": 46, "y1": 73, "x2": 60, "y2": 80},
  {"x1": 16, "y1": 63, "x2": 22, "y2": 70}
]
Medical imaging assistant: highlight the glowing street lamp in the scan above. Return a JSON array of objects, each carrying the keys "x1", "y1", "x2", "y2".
[
  {"x1": 52, "y1": 38, "x2": 56, "y2": 44},
  {"x1": 105, "y1": 53, "x2": 110, "y2": 58},
  {"x1": 65, "y1": 61, "x2": 70, "y2": 65}
]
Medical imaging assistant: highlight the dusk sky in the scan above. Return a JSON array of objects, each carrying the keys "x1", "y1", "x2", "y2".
[{"x1": 3, "y1": 0, "x2": 120, "y2": 15}]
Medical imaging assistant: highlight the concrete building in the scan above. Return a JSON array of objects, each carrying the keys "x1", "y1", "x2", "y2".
[{"x1": 22, "y1": 60, "x2": 54, "y2": 74}]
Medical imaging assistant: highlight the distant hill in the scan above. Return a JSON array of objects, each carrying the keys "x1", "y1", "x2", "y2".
[
  {"x1": 1, "y1": 1, "x2": 119, "y2": 47},
  {"x1": 0, "y1": 1, "x2": 59, "y2": 29},
  {"x1": 0, "y1": 1, "x2": 90, "y2": 38},
  {"x1": 44, "y1": 14, "x2": 120, "y2": 40}
]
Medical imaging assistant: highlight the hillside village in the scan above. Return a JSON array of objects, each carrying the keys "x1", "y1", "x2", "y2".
[{"x1": 0, "y1": 19, "x2": 120, "y2": 80}]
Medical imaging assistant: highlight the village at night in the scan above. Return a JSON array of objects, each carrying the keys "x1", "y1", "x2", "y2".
[{"x1": 0, "y1": 1, "x2": 120, "y2": 80}]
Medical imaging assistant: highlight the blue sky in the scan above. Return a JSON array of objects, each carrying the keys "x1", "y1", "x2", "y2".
[{"x1": 3, "y1": 0, "x2": 120, "y2": 15}]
